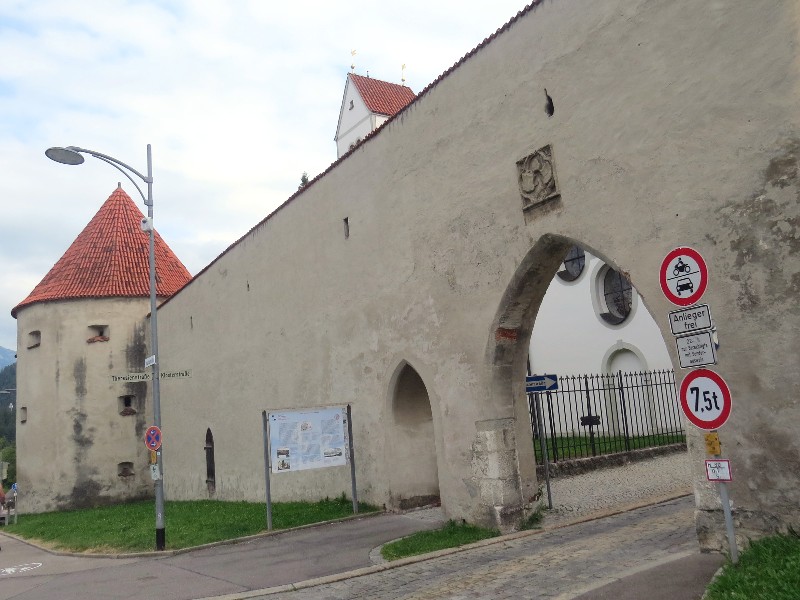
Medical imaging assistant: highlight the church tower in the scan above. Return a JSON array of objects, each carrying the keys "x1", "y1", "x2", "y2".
[
  {"x1": 334, "y1": 72, "x2": 416, "y2": 158},
  {"x1": 12, "y1": 186, "x2": 191, "y2": 512}
]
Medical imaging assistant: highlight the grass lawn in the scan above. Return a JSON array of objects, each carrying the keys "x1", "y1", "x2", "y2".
[
  {"x1": 704, "y1": 531, "x2": 800, "y2": 600},
  {"x1": 4, "y1": 495, "x2": 377, "y2": 553},
  {"x1": 381, "y1": 520, "x2": 500, "y2": 561},
  {"x1": 534, "y1": 432, "x2": 685, "y2": 462}
]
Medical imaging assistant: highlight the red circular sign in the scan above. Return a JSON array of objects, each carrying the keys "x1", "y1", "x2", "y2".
[
  {"x1": 660, "y1": 247, "x2": 708, "y2": 306},
  {"x1": 679, "y1": 369, "x2": 732, "y2": 430},
  {"x1": 145, "y1": 425, "x2": 162, "y2": 451}
]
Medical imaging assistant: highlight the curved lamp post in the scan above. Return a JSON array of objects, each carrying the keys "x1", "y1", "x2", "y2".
[{"x1": 46, "y1": 144, "x2": 167, "y2": 551}]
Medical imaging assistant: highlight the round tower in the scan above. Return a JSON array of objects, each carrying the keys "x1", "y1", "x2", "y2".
[{"x1": 11, "y1": 186, "x2": 191, "y2": 512}]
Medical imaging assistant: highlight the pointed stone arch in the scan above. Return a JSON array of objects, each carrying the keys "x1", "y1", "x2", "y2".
[{"x1": 386, "y1": 360, "x2": 440, "y2": 510}]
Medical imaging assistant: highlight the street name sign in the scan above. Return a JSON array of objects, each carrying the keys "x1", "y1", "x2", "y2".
[
  {"x1": 676, "y1": 331, "x2": 717, "y2": 369},
  {"x1": 111, "y1": 369, "x2": 192, "y2": 383},
  {"x1": 526, "y1": 374, "x2": 559, "y2": 393},
  {"x1": 679, "y1": 368, "x2": 732, "y2": 430},
  {"x1": 660, "y1": 247, "x2": 708, "y2": 307},
  {"x1": 669, "y1": 304, "x2": 712, "y2": 335}
]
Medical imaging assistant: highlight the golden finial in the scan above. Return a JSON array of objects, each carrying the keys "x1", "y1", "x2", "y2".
[
  {"x1": 350, "y1": 49, "x2": 357, "y2": 71},
  {"x1": 401, "y1": 63, "x2": 406, "y2": 84}
]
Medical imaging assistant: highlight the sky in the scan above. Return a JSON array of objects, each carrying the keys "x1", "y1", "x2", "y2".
[{"x1": 0, "y1": 0, "x2": 531, "y2": 352}]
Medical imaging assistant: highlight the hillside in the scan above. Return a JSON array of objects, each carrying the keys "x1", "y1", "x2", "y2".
[{"x1": 0, "y1": 346, "x2": 15, "y2": 368}]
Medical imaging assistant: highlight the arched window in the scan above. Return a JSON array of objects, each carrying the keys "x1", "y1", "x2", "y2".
[
  {"x1": 599, "y1": 267, "x2": 633, "y2": 325},
  {"x1": 556, "y1": 246, "x2": 586, "y2": 282},
  {"x1": 205, "y1": 428, "x2": 216, "y2": 493}
]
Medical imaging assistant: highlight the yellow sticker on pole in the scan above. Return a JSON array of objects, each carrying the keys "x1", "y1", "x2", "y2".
[
  {"x1": 704, "y1": 432, "x2": 721, "y2": 456},
  {"x1": 150, "y1": 450, "x2": 158, "y2": 464}
]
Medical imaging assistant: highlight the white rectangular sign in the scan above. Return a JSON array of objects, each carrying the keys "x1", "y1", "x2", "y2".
[
  {"x1": 676, "y1": 331, "x2": 717, "y2": 369},
  {"x1": 705, "y1": 459, "x2": 732, "y2": 482},
  {"x1": 269, "y1": 406, "x2": 348, "y2": 473},
  {"x1": 111, "y1": 370, "x2": 192, "y2": 383},
  {"x1": 144, "y1": 355, "x2": 156, "y2": 368},
  {"x1": 669, "y1": 304, "x2": 712, "y2": 336}
]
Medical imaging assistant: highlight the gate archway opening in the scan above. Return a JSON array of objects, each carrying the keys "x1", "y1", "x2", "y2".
[{"x1": 488, "y1": 234, "x2": 690, "y2": 520}]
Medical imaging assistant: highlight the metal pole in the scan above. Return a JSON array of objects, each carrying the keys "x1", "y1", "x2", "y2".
[
  {"x1": 346, "y1": 405, "x2": 358, "y2": 514},
  {"x1": 534, "y1": 392, "x2": 553, "y2": 509},
  {"x1": 146, "y1": 144, "x2": 166, "y2": 551},
  {"x1": 262, "y1": 411, "x2": 273, "y2": 530}
]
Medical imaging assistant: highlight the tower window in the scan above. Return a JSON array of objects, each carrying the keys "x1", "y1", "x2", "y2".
[
  {"x1": 87, "y1": 324, "x2": 109, "y2": 343},
  {"x1": 27, "y1": 330, "x2": 41, "y2": 349},
  {"x1": 119, "y1": 395, "x2": 136, "y2": 416}
]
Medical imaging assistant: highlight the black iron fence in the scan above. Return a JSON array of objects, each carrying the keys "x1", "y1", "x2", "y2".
[{"x1": 529, "y1": 369, "x2": 685, "y2": 463}]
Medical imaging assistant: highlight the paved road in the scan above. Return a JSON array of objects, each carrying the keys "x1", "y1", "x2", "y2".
[
  {"x1": 0, "y1": 513, "x2": 441, "y2": 600},
  {"x1": 243, "y1": 496, "x2": 718, "y2": 600},
  {"x1": 1, "y1": 453, "x2": 720, "y2": 600}
]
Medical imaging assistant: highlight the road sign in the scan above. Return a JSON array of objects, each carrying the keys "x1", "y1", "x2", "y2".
[
  {"x1": 526, "y1": 374, "x2": 558, "y2": 392},
  {"x1": 706, "y1": 459, "x2": 732, "y2": 482},
  {"x1": 668, "y1": 304, "x2": 712, "y2": 335},
  {"x1": 144, "y1": 355, "x2": 156, "y2": 368},
  {"x1": 145, "y1": 425, "x2": 162, "y2": 451},
  {"x1": 679, "y1": 369, "x2": 732, "y2": 430},
  {"x1": 660, "y1": 247, "x2": 708, "y2": 306},
  {"x1": 676, "y1": 331, "x2": 717, "y2": 369}
]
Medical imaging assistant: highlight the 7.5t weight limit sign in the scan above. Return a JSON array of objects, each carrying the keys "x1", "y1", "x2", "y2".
[{"x1": 679, "y1": 369, "x2": 732, "y2": 430}]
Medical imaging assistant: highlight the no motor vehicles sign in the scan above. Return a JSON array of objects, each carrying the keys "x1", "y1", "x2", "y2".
[{"x1": 660, "y1": 247, "x2": 708, "y2": 306}]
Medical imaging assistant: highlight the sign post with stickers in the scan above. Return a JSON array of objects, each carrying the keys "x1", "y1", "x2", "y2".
[{"x1": 679, "y1": 369, "x2": 739, "y2": 563}]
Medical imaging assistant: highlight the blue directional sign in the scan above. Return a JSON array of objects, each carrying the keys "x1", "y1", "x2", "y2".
[{"x1": 526, "y1": 374, "x2": 559, "y2": 393}]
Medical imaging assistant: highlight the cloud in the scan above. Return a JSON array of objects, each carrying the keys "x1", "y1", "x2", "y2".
[{"x1": 0, "y1": 0, "x2": 529, "y2": 349}]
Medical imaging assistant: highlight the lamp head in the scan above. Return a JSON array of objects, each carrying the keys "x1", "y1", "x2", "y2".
[{"x1": 45, "y1": 146, "x2": 84, "y2": 165}]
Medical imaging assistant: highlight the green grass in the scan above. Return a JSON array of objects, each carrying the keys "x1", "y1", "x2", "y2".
[
  {"x1": 704, "y1": 531, "x2": 800, "y2": 600},
  {"x1": 534, "y1": 432, "x2": 685, "y2": 462},
  {"x1": 5, "y1": 495, "x2": 377, "y2": 553},
  {"x1": 381, "y1": 520, "x2": 499, "y2": 561}
]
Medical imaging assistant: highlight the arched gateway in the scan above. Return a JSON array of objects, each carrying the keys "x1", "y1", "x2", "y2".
[{"x1": 16, "y1": 0, "x2": 800, "y2": 551}]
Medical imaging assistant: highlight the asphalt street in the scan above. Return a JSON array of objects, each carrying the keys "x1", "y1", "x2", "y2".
[{"x1": 0, "y1": 496, "x2": 723, "y2": 600}]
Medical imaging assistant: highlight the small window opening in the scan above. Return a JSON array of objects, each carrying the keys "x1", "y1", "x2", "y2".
[
  {"x1": 117, "y1": 462, "x2": 135, "y2": 478},
  {"x1": 87, "y1": 324, "x2": 109, "y2": 343},
  {"x1": 349, "y1": 99, "x2": 354, "y2": 110},
  {"x1": 544, "y1": 88, "x2": 554, "y2": 117},
  {"x1": 20, "y1": 406, "x2": 27, "y2": 423},
  {"x1": 343, "y1": 217, "x2": 350, "y2": 239},
  {"x1": 119, "y1": 395, "x2": 136, "y2": 416},
  {"x1": 205, "y1": 428, "x2": 216, "y2": 493},
  {"x1": 27, "y1": 330, "x2": 41, "y2": 349}
]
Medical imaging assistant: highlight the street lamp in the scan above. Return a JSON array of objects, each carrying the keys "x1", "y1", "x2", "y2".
[{"x1": 46, "y1": 144, "x2": 167, "y2": 551}]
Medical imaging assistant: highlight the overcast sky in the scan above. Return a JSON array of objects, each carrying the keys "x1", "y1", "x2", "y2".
[{"x1": 0, "y1": 0, "x2": 531, "y2": 351}]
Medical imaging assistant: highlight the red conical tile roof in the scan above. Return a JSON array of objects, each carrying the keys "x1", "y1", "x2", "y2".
[{"x1": 12, "y1": 187, "x2": 192, "y2": 317}]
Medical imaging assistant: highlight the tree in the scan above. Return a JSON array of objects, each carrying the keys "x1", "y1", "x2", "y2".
[
  {"x1": 1, "y1": 442, "x2": 16, "y2": 486},
  {"x1": 298, "y1": 172, "x2": 309, "y2": 190}
]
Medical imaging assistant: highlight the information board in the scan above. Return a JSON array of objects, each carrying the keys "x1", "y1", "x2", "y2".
[{"x1": 268, "y1": 406, "x2": 348, "y2": 473}]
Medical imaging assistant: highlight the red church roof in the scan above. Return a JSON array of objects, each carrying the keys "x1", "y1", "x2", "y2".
[
  {"x1": 349, "y1": 73, "x2": 415, "y2": 117},
  {"x1": 12, "y1": 187, "x2": 192, "y2": 317}
]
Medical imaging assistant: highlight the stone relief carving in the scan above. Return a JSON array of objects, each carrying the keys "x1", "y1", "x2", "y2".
[{"x1": 517, "y1": 145, "x2": 560, "y2": 210}]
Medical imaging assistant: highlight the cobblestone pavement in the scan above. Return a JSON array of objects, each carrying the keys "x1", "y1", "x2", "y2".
[
  {"x1": 542, "y1": 451, "x2": 691, "y2": 527},
  {"x1": 251, "y1": 496, "x2": 697, "y2": 599}
]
